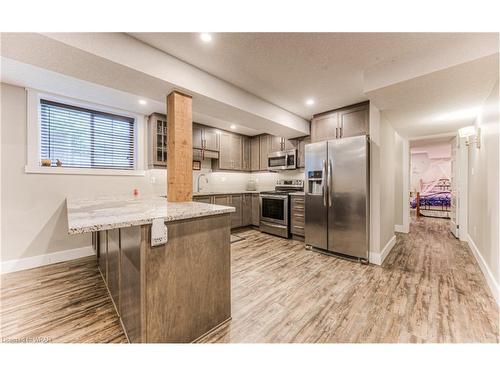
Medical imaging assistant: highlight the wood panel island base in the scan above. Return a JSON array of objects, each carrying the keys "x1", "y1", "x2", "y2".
[{"x1": 66, "y1": 196, "x2": 234, "y2": 343}]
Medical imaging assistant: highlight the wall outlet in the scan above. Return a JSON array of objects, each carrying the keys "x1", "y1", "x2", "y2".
[{"x1": 151, "y1": 218, "x2": 168, "y2": 247}]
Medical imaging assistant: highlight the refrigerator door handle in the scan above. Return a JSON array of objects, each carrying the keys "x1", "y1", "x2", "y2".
[
  {"x1": 328, "y1": 159, "x2": 333, "y2": 207},
  {"x1": 322, "y1": 159, "x2": 327, "y2": 207}
]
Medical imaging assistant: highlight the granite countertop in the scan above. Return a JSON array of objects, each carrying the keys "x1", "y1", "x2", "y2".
[
  {"x1": 66, "y1": 195, "x2": 235, "y2": 234},
  {"x1": 193, "y1": 190, "x2": 261, "y2": 196}
]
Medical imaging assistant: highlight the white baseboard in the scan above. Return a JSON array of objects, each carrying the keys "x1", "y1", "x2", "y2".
[
  {"x1": 467, "y1": 234, "x2": 500, "y2": 306},
  {"x1": 1, "y1": 246, "x2": 95, "y2": 274},
  {"x1": 395, "y1": 224, "x2": 409, "y2": 234},
  {"x1": 370, "y1": 235, "x2": 397, "y2": 265}
]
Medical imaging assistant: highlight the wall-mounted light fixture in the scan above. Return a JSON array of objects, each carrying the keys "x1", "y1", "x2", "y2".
[{"x1": 458, "y1": 126, "x2": 481, "y2": 149}]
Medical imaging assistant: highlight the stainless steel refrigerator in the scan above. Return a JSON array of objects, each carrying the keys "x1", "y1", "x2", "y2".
[{"x1": 304, "y1": 135, "x2": 370, "y2": 261}]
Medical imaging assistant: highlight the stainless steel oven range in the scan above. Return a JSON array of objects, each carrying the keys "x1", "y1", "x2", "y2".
[{"x1": 259, "y1": 179, "x2": 304, "y2": 238}]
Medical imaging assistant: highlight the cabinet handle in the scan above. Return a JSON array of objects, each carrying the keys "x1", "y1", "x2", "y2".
[
  {"x1": 340, "y1": 127, "x2": 343, "y2": 138},
  {"x1": 336, "y1": 127, "x2": 338, "y2": 138}
]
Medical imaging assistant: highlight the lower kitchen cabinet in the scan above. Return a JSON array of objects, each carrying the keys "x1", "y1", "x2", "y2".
[
  {"x1": 107, "y1": 228, "x2": 121, "y2": 311},
  {"x1": 194, "y1": 193, "x2": 259, "y2": 229},
  {"x1": 229, "y1": 195, "x2": 243, "y2": 229},
  {"x1": 242, "y1": 194, "x2": 252, "y2": 226},
  {"x1": 251, "y1": 194, "x2": 260, "y2": 226},
  {"x1": 98, "y1": 231, "x2": 107, "y2": 282},
  {"x1": 290, "y1": 195, "x2": 305, "y2": 238},
  {"x1": 119, "y1": 226, "x2": 142, "y2": 343},
  {"x1": 193, "y1": 195, "x2": 213, "y2": 204}
]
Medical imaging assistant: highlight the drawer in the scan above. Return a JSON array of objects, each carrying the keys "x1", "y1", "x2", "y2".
[{"x1": 291, "y1": 223, "x2": 305, "y2": 236}]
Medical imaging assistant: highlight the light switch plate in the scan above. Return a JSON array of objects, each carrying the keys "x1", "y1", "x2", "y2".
[{"x1": 151, "y1": 218, "x2": 168, "y2": 247}]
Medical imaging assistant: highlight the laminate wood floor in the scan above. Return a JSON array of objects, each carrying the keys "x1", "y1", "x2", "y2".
[
  {"x1": 1, "y1": 217, "x2": 498, "y2": 343},
  {"x1": 0, "y1": 257, "x2": 127, "y2": 343}
]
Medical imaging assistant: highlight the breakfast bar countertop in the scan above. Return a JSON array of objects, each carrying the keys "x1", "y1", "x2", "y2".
[{"x1": 66, "y1": 194, "x2": 235, "y2": 234}]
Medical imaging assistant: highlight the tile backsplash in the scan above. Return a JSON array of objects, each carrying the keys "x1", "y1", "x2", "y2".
[{"x1": 149, "y1": 159, "x2": 305, "y2": 195}]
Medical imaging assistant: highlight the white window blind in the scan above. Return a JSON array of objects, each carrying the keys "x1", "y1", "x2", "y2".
[{"x1": 40, "y1": 99, "x2": 135, "y2": 170}]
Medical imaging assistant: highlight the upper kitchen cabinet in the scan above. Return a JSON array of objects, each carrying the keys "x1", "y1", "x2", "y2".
[
  {"x1": 311, "y1": 111, "x2": 338, "y2": 142},
  {"x1": 148, "y1": 113, "x2": 167, "y2": 168},
  {"x1": 295, "y1": 136, "x2": 310, "y2": 168},
  {"x1": 242, "y1": 136, "x2": 251, "y2": 171},
  {"x1": 269, "y1": 135, "x2": 295, "y2": 153},
  {"x1": 337, "y1": 102, "x2": 369, "y2": 138},
  {"x1": 311, "y1": 102, "x2": 369, "y2": 142},
  {"x1": 250, "y1": 136, "x2": 260, "y2": 171},
  {"x1": 193, "y1": 123, "x2": 219, "y2": 151},
  {"x1": 259, "y1": 134, "x2": 270, "y2": 171},
  {"x1": 215, "y1": 131, "x2": 243, "y2": 170}
]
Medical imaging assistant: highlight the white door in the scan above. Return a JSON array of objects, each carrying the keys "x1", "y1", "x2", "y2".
[{"x1": 450, "y1": 136, "x2": 459, "y2": 237}]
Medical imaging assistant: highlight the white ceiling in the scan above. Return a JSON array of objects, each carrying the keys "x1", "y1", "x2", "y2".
[
  {"x1": 367, "y1": 53, "x2": 499, "y2": 138},
  {"x1": 130, "y1": 32, "x2": 499, "y2": 120},
  {"x1": 2, "y1": 32, "x2": 498, "y2": 139}
]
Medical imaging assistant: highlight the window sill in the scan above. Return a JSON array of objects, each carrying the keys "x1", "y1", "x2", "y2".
[{"x1": 25, "y1": 165, "x2": 146, "y2": 177}]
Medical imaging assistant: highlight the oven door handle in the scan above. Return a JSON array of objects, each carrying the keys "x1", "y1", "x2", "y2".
[
  {"x1": 260, "y1": 194, "x2": 288, "y2": 200},
  {"x1": 261, "y1": 221, "x2": 287, "y2": 229}
]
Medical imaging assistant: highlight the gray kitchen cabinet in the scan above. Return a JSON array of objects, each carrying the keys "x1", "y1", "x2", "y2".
[
  {"x1": 296, "y1": 136, "x2": 310, "y2": 168},
  {"x1": 242, "y1": 194, "x2": 252, "y2": 226},
  {"x1": 269, "y1": 135, "x2": 283, "y2": 153},
  {"x1": 269, "y1": 135, "x2": 295, "y2": 153},
  {"x1": 250, "y1": 136, "x2": 260, "y2": 171},
  {"x1": 311, "y1": 102, "x2": 369, "y2": 142},
  {"x1": 251, "y1": 194, "x2": 260, "y2": 226},
  {"x1": 338, "y1": 103, "x2": 369, "y2": 138},
  {"x1": 290, "y1": 195, "x2": 305, "y2": 238},
  {"x1": 217, "y1": 131, "x2": 243, "y2": 170},
  {"x1": 98, "y1": 231, "x2": 107, "y2": 282},
  {"x1": 259, "y1": 135, "x2": 270, "y2": 171},
  {"x1": 193, "y1": 123, "x2": 219, "y2": 152},
  {"x1": 213, "y1": 195, "x2": 231, "y2": 206},
  {"x1": 192, "y1": 123, "x2": 204, "y2": 149},
  {"x1": 242, "y1": 136, "x2": 251, "y2": 171},
  {"x1": 231, "y1": 134, "x2": 242, "y2": 170},
  {"x1": 229, "y1": 195, "x2": 243, "y2": 229},
  {"x1": 282, "y1": 138, "x2": 296, "y2": 151},
  {"x1": 203, "y1": 126, "x2": 220, "y2": 151},
  {"x1": 218, "y1": 132, "x2": 233, "y2": 169},
  {"x1": 148, "y1": 113, "x2": 168, "y2": 168},
  {"x1": 311, "y1": 111, "x2": 338, "y2": 142},
  {"x1": 119, "y1": 226, "x2": 142, "y2": 343},
  {"x1": 107, "y1": 228, "x2": 121, "y2": 313},
  {"x1": 193, "y1": 195, "x2": 213, "y2": 204}
]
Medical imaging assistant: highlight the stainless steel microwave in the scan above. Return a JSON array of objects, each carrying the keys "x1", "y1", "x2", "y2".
[{"x1": 268, "y1": 149, "x2": 297, "y2": 171}]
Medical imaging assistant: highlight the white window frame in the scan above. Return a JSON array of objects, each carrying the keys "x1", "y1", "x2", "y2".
[{"x1": 25, "y1": 89, "x2": 146, "y2": 176}]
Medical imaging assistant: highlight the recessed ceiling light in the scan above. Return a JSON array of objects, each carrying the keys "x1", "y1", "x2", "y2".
[
  {"x1": 200, "y1": 33, "x2": 212, "y2": 42},
  {"x1": 305, "y1": 99, "x2": 315, "y2": 106},
  {"x1": 230, "y1": 124, "x2": 237, "y2": 130},
  {"x1": 138, "y1": 99, "x2": 147, "y2": 105}
]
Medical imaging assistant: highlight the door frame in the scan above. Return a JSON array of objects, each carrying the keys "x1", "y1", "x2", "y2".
[{"x1": 402, "y1": 131, "x2": 467, "y2": 237}]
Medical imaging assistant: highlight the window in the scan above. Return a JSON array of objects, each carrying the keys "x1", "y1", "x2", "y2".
[{"x1": 40, "y1": 99, "x2": 135, "y2": 170}]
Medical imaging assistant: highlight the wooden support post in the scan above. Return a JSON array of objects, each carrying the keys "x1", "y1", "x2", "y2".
[{"x1": 167, "y1": 90, "x2": 193, "y2": 202}]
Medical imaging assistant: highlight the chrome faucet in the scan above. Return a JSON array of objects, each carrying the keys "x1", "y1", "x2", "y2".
[{"x1": 196, "y1": 173, "x2": 209, "y2": 193}]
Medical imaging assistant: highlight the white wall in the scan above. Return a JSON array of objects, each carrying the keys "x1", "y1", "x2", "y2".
[
  {"x1": 467, "y1": 80, "x2": 499, "y2": 303},
  {"x1": 368, "y1": 104, "x2": 397, "y2": 264},
  {"x1": 394, "y1": 133, "x2": 403, "y2": 227},
  {"x1": 1, "y1": 82, "x2": 305, "y2": 266},
  {"x1": 379, "y1": 114, "x2": 396, "y2": 250}
]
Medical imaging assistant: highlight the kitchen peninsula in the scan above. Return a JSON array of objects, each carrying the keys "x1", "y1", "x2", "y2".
[{"x1": 66, "y1": 195, "x2": 235, "y2": 343}]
